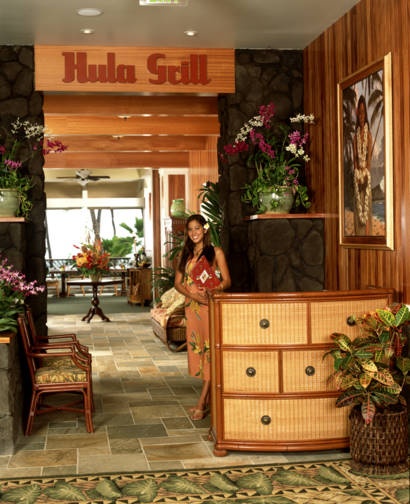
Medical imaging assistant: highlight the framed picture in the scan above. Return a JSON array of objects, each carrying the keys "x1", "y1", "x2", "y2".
[{"x1": 337, "y1": 52, "x2": 393, "y2": 249}]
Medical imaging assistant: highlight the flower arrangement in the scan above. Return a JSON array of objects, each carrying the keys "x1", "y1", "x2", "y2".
[
  {"x1": 72, "y1": 239, "x2": 111, "y2": 279},
  {"x1": 324, "y1": 303, "x2": 410, "y2": 424},
  {"x1": 0, "y1": 117, "x2": 67, "y2": 217},
  {"x1": 0, "y1": 257, "x2": 45, "y2": 333},
  {"x1": 223, "y1": 102, "x2": 315, "y2": 212}
]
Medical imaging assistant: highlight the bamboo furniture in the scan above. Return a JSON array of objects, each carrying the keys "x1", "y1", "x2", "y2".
[
  {"x1": 127, "y1": 267, "x2": 152, "y2": 306},
  {"x1": 17, "y1": 315, "x2": 94, "y2": 435},
  {"x1": 209, "y1": 288, "x2": 394, "y2": 456}
]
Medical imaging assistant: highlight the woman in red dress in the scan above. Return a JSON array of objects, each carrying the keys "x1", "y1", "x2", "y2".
[{"x1": 174, "y1": 214, "x2": 231, "y2": 420}]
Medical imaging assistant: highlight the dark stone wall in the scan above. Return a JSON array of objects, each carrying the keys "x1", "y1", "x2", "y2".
[
  {"x1": 248, "y1": 218, "x2": 324, "y2": 292},
  {"x1": 0, "y1": 46, "x2": 46, "y2": 324},
  {"x1": 0, "y1": 46, "x2": 46, "y2": 453},
  {"x1": 217, "y1": 49, "x2": 305, "y2": 292}
]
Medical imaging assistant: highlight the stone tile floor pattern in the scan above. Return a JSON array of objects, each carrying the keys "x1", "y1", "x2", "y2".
[{"x1": 0, "y1": 302, "x2": 350, "y2": 478}]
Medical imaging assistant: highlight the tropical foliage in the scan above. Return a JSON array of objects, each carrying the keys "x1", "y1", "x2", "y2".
[
  {"x1": 0, "y1": 257, "x2": 44, "y2": 332},
  {"x1": 198, "y1": 181, "x2": 222, "y2": 247},
  {"x1": 324, "y1": 303, "x2": 410, "y2": 424},
  {"x1": 222, "y1": 102, "x2": 315, "y2": 212}
]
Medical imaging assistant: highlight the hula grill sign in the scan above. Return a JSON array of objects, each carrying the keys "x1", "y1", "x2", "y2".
[
  {"x1": 35, "y1": 46, "x2": 235, "y2": 93},
  {"x1": 63, "y1": 52, "x2": 210, "y2": 85}
]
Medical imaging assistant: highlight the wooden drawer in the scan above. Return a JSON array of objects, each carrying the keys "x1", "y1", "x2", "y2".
[
  {"x1": 223, "y1": 398, "x2": 349, "y2": 441},
  {"x1": 310, "y1": 297, "x2": 391, "y2": 343},
  {"x1": 282, "y1": 349, "x2": 335, "y2": 392},
  {"x1": 221, "y1": 303, "x2": 307, "y2": 345},
  {"x1": 222, "y1": 350, "x2": 279, "y2": 393}
]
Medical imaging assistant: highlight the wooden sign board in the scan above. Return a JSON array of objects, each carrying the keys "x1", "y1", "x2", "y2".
[{"x1": 35, "y1": 45, "x2": 235, "y2": 93}]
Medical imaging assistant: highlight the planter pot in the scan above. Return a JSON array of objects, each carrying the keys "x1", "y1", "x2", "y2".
[
  {"x1": 0, "y1": 189, "x2": 19, "y2": 217},
  {"x1": 170, "y1": 198, "x2": 185, "y2": 217},
  {"x1": 259, "y1": 188, "x2": 294, "y2": 214},
  {"x1": 349, "y1": 404, "x2": 409, "y2": 475}
]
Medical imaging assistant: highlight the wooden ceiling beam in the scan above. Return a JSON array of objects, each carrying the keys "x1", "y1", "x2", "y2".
[
  {"x1": 46, "y1": 115, "x2": 220, "y2": 135},
  {"x1": 43, "y1": 94, "x2": 218, "y2": 116},
  {"x1": 44, "y1": 151, "x2": 190, "y2": 169},
  {"x1": 54, "y1": 135, "x2": 210, "y2": 152}
]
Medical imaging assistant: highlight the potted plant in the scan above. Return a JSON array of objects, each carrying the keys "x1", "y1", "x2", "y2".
[
  {"x1": 222, "y1": 102, "x2": 315, "y2": 213},
  {"x1": 0, "y1": 257, "x2": 45, "y2": 334},
  {"x1": 0, "y1": 116, "x2": 67, "y2": 218},
  {"x1": 324, "y1": 303, "x2": 410, "y2": 474}
]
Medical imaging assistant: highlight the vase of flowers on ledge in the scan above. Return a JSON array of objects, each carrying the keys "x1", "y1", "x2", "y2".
[
  {"x1": 0, "y1": 117, "x2": 67, "y2": 218},
  {"x1": 72, "y1": 239, "x2": 111, "y2": 282},
  {"x1": 223, "y1": 102, "x2": 315, "y2": 214}
]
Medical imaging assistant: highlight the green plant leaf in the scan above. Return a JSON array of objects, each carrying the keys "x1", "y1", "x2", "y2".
[
  {"x1": 330, "y1": 333, "x2": 352, "y2": 352},
  {"x1": 1, "y1": 484, "x2": 42, "y2": 503},
  {"x1": 361, "y1": 400, "x2": 376, "y2": 424},
  {"x1": 316, "y1": 466, "x2": 350, "y2": 484},
  {"x1": 160, "y1": 475, "x2": 206, "y2": 494},
  {"x1": 376, "y1": 308, "x2": 395, "y2": 327},
  {"x1": 235, "y1": 472, "x2": 273, "y2": 495},
  {"x1": 208, "y1": 472, "x2": 239, "y2": 492},
  {"x1": 95, "y1": 478, "x2": 123, "y2": 498},
  {"x1": 44, "y1": 482, "x2": 86, "y2": 501},
  {"x1": 271, "y1": 468, "x2": 319, "y2": 486},
  {"x1": 394, "y1": 304, "x2": 410, "y2": 326},
  {"x1": 373, "y1": 368, "x2": 395, "y2": 386},
  {"x1": 122, "y1": 479, "x2": 159, "y2": 502},
  {"x1": 396, "y1": 356, "x2": 410, "y2": 374}
]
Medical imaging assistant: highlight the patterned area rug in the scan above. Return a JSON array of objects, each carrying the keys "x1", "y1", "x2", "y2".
[{"x1": 0, "y1": 459, "x2": 408, "y2": 503}]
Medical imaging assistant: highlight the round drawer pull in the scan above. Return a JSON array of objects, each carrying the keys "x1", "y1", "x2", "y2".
[
  {"x1": 305, "y1": 365, "x2": 315, "y2": 376},
  {"x1": 261, "y1": 415, "x2": 271, "y2": 425},
  {"x1": 259, "y1": 318, "x2": 270, "y2": 329},
  {"x1": 346, "y1": 315, "x2": 356, "y2": 326},
  {"x1": 246, "y1": 367, "x2": 256, "y2": 377}
]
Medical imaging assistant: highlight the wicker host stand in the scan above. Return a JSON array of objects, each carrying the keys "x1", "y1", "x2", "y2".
[{"x1": 208, "y1": 288, "x2": 394, "y2": 456}]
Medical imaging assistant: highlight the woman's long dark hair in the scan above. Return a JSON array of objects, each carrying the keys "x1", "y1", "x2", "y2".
[{"x1": 177, "y1": 214, "x2": 214, "y2": 273}]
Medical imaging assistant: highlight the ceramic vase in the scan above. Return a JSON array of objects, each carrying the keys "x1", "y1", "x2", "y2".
[
  {"x1": 0, "y1": 189, "x2": 19, "y2": 217},
  {"x1": 259, "y1": 187, "x2": 294, "y2": 214}
]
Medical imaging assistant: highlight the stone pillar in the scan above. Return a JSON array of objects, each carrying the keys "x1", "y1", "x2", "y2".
[
  {"x1": 217, "y1": 49, "x2": 304, "y2": 292},
  {"x1": 0, "y1": 45, "x2": 46, "y2": 453},
  {"x1": 0, "y1": 335, "x2": 24, "y2": 454},
  {"x1": 248, "y1": 216, "x2": 324, "y2": 292}
]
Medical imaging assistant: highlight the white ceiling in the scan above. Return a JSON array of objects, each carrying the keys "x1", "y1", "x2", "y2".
[
  {"x1": 2, "y1": 0, "x2": 360, "y2": 188},
  {"x1": 0, "y1": 0, "x2": 359, "y2": 50}
]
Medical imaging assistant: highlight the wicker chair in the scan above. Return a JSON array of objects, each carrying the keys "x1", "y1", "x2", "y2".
[{"x1": 17, "y1": 314, "x2": 94, "y2": 435}]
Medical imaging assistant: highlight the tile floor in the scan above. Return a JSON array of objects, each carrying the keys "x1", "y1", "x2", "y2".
[{"x1": 0, "y1": 300, "x2": 350, "y2": 478}]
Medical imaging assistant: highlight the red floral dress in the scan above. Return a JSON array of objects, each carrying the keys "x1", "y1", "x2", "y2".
[{"x1": 184, "y1": 257, "x2": 211, "y2": 381}]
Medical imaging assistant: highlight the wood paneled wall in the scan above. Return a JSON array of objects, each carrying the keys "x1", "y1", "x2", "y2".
[{"x1": 304, "y1": 0, "x2": 410, "y2": 301}]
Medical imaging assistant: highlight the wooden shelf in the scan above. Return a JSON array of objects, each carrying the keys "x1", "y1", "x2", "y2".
[
  {"x1": 246, "y1": 213, "x2": 332, "y2": 221},
  {"x1": 0, "y1": 217, "x2": 25, "y2": 223}
]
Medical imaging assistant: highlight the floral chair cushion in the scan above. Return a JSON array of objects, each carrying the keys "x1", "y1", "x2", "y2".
[{"x1": 35, "y1": 365, "x2": 87, "y2": 384}]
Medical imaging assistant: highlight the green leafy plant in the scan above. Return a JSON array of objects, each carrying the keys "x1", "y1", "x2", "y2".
[
  {"x1": 198, "y1": 181, "x2": 223, "y2": 246},
  {"x1": 324, "y1": 303, "x2": 410, "y2": 424},
  {"x1": 151, "y1": 266, "x2": 176, "y2": 301}
]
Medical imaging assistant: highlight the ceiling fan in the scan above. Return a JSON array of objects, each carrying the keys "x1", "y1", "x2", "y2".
[{"x1": 57, "y1": 169, "x2": 111, "y2": 186}]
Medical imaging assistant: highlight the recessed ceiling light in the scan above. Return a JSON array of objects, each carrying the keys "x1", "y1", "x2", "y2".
[
  {"x1": 80, "y1": 28, "x2": 95, "y2": 35},
  {"x1": 184, "y1": 30, "x2": 198, "y2": 37},
  {"x1": 77, "y1": 8, "x2": 103, "y2": 16}
]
